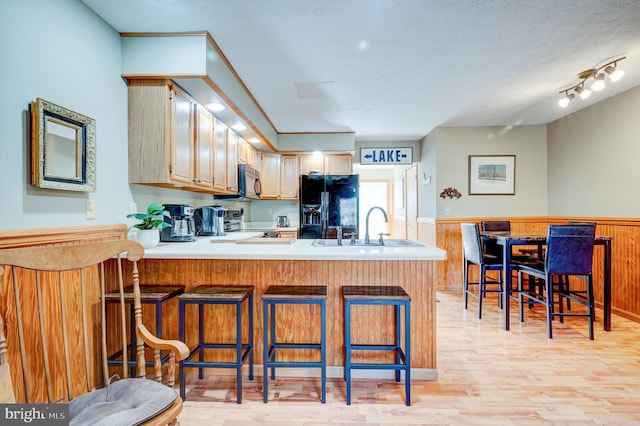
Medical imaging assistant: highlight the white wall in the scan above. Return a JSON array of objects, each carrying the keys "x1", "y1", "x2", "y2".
[
  {"x1": 547, "y1": 85, "x2": 640, "y2": 217},
  {"x1": 0, "y1": 0, "x2": 131, "y2": 230},
  {"x1": 425, "y1": 125, "x2": 548, "y2": 218},
  {"x1": 417, "y1": 131, "x2": 438, "y2": 218},
  {"x1": 0, "y1": 0, "x2": 230, "y2": 231}
]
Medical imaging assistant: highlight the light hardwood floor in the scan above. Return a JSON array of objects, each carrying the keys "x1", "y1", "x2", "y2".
[{"x1": 178, "y1": 291, "x2": 640, "y2": 425}]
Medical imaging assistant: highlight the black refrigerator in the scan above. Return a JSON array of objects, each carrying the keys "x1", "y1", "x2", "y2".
[{"x1": 299, "y1": 174, "x2": 359, "y2": 239}]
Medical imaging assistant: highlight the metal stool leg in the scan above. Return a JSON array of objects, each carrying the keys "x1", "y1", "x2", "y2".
[
  {"x1": 395, "y1": 304, "x2": 401, "y2": 383},
  {"x1": 235, "y1": 300, "x2": 243, "y2": 404},
  {"x1": 248, "y1": 293, "x2": 254, "y2": 380},
  {"x1": 405, "y1": 300, "x2": 411, "y2": 406},
  {"x1": 321, "y1": 299, "x2": 326, "y2": 403},
  {"x1": 262, "y1": 299, "x2": 269, "y2": 403},
  {"x1": 345, "y1": 299, "x2": 352, "y2": 405},
  {"x1": 198, "y1": 303, "x2": 204, "y2": 379},
  {"x1": 179, "y1": 300, "x2": 186, "y2": 400},
  {"x1": 270, "y1": 302, "x2": 276, "y2": 380}
]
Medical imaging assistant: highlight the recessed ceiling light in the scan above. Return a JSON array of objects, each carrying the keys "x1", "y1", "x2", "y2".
[
  {"x1": 232, "y1": 123, "x2": 247, "y2": 131},
  {"x1": 206, "y1": 102, "x2": 226, "y2": 112}
]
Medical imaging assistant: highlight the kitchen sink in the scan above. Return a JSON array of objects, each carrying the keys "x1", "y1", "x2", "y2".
[{"x1": 311, "y1": 239, "x2": 424, "y2": 247}]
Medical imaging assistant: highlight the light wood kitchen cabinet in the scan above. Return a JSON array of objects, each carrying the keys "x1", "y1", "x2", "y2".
[
  {"x1": 260, "y1": 152, "x2": 281, "y2": 199},
  {"x1": 280, "y1": 155, "x2": 300, "y2": 200},
  {"x1": 128, "y1": 79, "x2": 197, "y2": 188},
  {"x1": 300, "y1": 155, "x2": 324, "y2": 175},
  {"x1": 324, "y1": 154, "x2": 353, "y2": 174},
  {"x1": 246, "y1": 142, "x2": 257, "y2": 168},
  {"x1": 212, "y1": 117, "x2": 228, "y2": 192},
  {"x1": 193, "y1": 104, "x2": 214, "y2": 190},
  {"x1": 237, "y1": 136, "x2": 247, "y2": 164},
  {"x1": 300, "y1": 153, "x2": 353, "y2": 175},
  {"x1": 226, "y1": 129, "x2": 238, "y2": 192}
]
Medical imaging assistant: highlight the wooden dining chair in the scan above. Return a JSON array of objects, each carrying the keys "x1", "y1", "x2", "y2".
[
  {"x1": 517, "y1": 224, "x2": 596, "y2": 339},
  {"x1": 0, "y1": 240, "x2": 189, "y2": 425}
]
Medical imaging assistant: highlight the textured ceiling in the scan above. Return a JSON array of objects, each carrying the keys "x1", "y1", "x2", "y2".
[{"x1": 82, "y1": 0, "x2": 640, "y2": 142}]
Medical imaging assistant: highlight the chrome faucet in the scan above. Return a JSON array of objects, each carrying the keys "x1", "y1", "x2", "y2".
[
  {"x1": 336, "y1": 226, "x2": 342, "y2": 246},
  {"x1": 364, "y1": 206, "x2": 388, "y2": 244}
]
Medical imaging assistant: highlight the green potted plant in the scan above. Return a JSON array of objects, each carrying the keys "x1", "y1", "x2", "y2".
[{"x1": 127, "y1": 202, "x2": 171, "y2": 249}]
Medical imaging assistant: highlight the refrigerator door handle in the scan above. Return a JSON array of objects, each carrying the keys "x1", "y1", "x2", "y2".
[{"x1": 321, "y1": 191, "x2": 328, "y2": 237}]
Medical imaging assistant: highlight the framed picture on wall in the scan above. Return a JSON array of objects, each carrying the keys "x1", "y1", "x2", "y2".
[{"x1": 468, "y1": 155, "x2": 515, "y2": 195}]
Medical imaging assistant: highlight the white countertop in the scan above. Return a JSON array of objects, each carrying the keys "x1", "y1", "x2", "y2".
[{"x1": 141, "y1": 233, "x2": 447, "y2": 261}]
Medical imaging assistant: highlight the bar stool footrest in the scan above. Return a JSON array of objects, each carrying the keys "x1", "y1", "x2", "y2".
[
  {"x1": 349, "y1": 363, "x2": 408, "y2": 370},
  {"x1": 184, "y1": 344, "x2": 253, "y2": 365}
]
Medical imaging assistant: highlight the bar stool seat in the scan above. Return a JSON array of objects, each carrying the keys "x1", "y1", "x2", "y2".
[
  {"x1": 343, "y1": 285, "x2": 411, "y2": 406},
  {"x1": 262, "y1": 285, "x2": 327, "y2": 403},
  {"x1": 178, "y1": 285, "x2": 254, "y2": 404},
  {"x1": 104, "y1": 284, "x2": 184, "y2": 374}
]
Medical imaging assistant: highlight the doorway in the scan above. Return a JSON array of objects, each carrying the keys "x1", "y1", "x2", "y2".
[{"x1": 358, "y1": 180, "x2": 391, "y2": 239}]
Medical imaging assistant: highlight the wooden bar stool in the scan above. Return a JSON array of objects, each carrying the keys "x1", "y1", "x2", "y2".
[
  {"x1": 262, "y1": 285, "x2": 327, "y2": 403},
  {"x1": 178, "y1": 285, "x2": 254, "y2": 403},
  {"x1": 104, "y1": 284, "x2": 184, "y2": 375},
  {"x1": 343, "y1": 285, "x2": 411, "y2": 406}
]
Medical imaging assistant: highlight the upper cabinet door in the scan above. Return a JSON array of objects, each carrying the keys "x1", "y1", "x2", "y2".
[
  {"x1": 324, "y1": 154, "x2": 353, "y2": 175},
  {"x1": 170, "y1": 86, "x2": 196, "y2": 185},
  {"x1": 260, "y1": 152, "x2": 281, "y2": 199},
  {"x1": 280, "y1": 155, "x2": 300, "y2": 200},
  {"x1": 213, "y1": 117, "x2": 228, "y2": 192},
  {"x1": 300, "y1": 155, "x2": 324, "y2": 175},
  {"x1": 194, "y1": 104, "x2": 214, "y2": 189},
  {"x1": 226, "y1": 129, "x2": 238, "y2": 192}
]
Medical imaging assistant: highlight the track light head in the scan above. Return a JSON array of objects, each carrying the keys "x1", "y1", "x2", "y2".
[
  {"x1": 591, "y1": 73, "x2": 606, "y2": 91},
  {"x1": 575, "y1": 85, "x2": 592, "y2": 100},
  {"x1": 604, "y1": 64, "x2": 624, "y2": 82},
  {"x1": 558, "y1": 92, "x2": 575, "y2": 108}
]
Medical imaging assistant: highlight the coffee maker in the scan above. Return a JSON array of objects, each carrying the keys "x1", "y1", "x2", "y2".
[
  {"x1": 194, "y1": 205, "x2": 226, "y2": 236},
  {"x1": 161, "y1": 204, "x2": 195, "y2": 242}
]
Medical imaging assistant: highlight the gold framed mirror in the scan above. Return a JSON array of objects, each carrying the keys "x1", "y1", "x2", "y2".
[{"x1": 30, "y1": 98, "x2": 96, "y2": 192}]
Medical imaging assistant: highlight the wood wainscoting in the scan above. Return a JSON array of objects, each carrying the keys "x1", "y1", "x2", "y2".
[
  {"x1": 419, "y1": 217, "x2": 640, "y2": 324},
  {"x1": 128, "y1": 258, "x2": 437, "y2": 374}
]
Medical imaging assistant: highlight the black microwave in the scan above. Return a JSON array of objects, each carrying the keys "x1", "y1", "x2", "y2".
[{"x1": 215, "y1": 164, "x2": 261, "y2": 201}]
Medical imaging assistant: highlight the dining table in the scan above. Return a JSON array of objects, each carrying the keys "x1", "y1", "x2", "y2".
[{"x1": 480, "y1": 231, "x2": 613, "y2": 332}]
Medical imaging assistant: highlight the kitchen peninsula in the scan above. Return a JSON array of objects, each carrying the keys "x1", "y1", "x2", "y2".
[{"x1": 137, "y1": 235, "x2": 446, "y2": 379}]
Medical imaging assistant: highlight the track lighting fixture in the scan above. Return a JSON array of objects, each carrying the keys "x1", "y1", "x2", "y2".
[{"x1": 557, "y1": 57, "x2": 626, "y2": 108}]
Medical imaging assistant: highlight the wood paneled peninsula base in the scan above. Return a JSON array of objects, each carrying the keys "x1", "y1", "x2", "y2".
[{"x1": 130, "y1": 235, "x2": 447, "y2": 380}]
